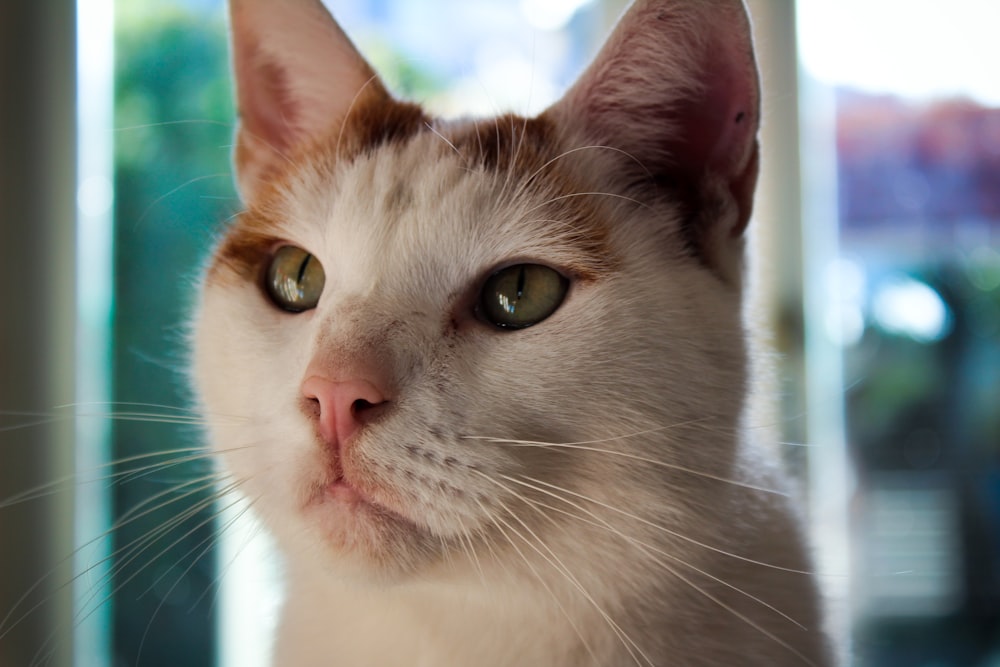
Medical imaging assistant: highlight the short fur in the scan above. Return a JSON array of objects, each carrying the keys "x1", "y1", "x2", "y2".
[{"x1": 193, "y1": 1, "x2": 833, "y2": 665}]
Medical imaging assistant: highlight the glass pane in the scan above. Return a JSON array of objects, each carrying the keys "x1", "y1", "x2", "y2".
[
  {"x1": 112, "y1": 1, "x2": 235, "y2": 663},
  {"x1": 800, "y1": 2, "x2": 1000, "y2": 664}
]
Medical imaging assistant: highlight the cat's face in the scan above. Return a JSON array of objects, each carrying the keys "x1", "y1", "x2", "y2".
[{"x1": 194, "y1": 0, "x2": 760, "y2": 580}]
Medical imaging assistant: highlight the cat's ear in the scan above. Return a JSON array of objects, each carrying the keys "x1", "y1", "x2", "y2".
[
  {"x1": 545, "y1": 0, "x2": 760, "y2": 244},
  {"x1": 228, "y1": 0, "x2": 391, "y2": 200}
]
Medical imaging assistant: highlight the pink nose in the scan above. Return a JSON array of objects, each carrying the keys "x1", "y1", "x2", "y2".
[{"x1": 301, "y1": 376, "x2": 387, "y2": 447}]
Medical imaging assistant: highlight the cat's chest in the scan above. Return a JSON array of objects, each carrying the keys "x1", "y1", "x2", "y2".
[{"x1": 272, "y1": 575, "x2": 610, "y2": 667}]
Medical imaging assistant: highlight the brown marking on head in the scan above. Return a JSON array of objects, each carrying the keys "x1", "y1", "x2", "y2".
[
  {"x1": 211, "y1": 93, "x2": 430, "y2": 284},
  {"x1": 327, "y1": 90, "x2": 429, "y2": 164},
  {"x1": 207, "y1": 209, "x2": 284, "y2": 286}
]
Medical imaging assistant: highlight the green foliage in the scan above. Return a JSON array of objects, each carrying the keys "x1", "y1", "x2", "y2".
[{"x1": 112, "y1": 5, "x2": 234, "y2": 666}]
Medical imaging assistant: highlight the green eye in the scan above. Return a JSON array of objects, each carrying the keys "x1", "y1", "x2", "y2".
[
  {"x1": 265, "y1": 245, "x2": 326, "y2": 312},
  {"x1": 479, "y1": 264, "x2": 569, "y2": 329}
]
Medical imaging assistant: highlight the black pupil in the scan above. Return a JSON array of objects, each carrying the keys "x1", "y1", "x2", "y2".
[{"x1": 297, "y1": 254, "x2": 311, "y2": 285}]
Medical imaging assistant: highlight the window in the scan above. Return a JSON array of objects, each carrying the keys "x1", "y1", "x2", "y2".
[
  {"x1": 798, "y1": 1, "x2": 1000, "y2": 664},
  {"x1": 2, "y1": 2, "x2": 996, "y2": 666}
]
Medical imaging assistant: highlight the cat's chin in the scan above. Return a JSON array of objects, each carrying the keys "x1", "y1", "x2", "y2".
[{"x1": 299, "y1": 478, "x2": 438, "y2": 579}]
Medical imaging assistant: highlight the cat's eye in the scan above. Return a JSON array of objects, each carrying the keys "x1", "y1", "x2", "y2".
[
  {"x1": 265, "y1": 245, "x2": 326, "y2": 312},
  {"x1": 479, "y1": 263, "x2": 569, "y2": 329}
]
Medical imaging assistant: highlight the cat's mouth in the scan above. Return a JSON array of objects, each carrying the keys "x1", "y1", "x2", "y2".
[
  {"x1": 301, "y1": 472, "x2": 434, "y2": 573},
  {"x1": 322, "y1": 478, "x2": 366, "y2": 504},
  {"x1": 306, "y1": 466, "x2": 419, "y2": 536},
  {"x1": 313, "y1": 468, "x2": 389, "y2": 514}
]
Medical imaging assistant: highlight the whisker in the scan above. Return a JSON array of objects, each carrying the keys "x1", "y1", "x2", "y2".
[
  {"x1": 493, "y1": 474, "x2": 819, "y2": 664},
  {"x1": 504, "y1": 474, "x2": 815, "y2": 576},
  {"x1": 0, "y1": 443, "x2": 253, "y2": 510},
  {"x1": 74, "y1": 481, "x2": 244, "y2": 631},
  {"x1": 464, "y1": 420, "x2": 706, "y2": 448},
  {"x1": 472, "y1": 435, "x2": 786, "y2": 496},
  {"x1": 473, "y1": 498, "x2": 603, "y2": 667},
  {"x1": 473, "y1": 472, "x2": 652, "y2": 666},
  {"x1": 0, "y1": 470, "x2": 227, "y2": 633},
  {"x1": 195, "y1": 492, "x2": 263, "y2": 615},
  {"x1": 114, "y1": 119, "x2": 234, "y2": 133},
  {"x1": 424, "y1": 121, "x2": 464, "y2": 162},
  {"x1": 511, "y1": 144, "x2": 654, "y2": 204},
  {"x1": 0, "y1": 403, "x2": 246, "y2": 437},
  {"x1": 490, "y1": 498, "x2": 650, "y2": 667},
  {"x1": 523, "y1": 191, "x2": 652, "y2": 215},
  {"x1": 335, "y1": 74, "x2": 382, "y2": 159},
  {"x1": 508, "y1": 481, "x2": 806, "y2": 630},
  {"x1": 0, "y1": 416, "x2": 62, "y2": 434},
  {"x1": 95, "y1": 412, "x2": 231, "y2": 425},
  {"x1": 112, "y1": 474, "x2": 228, "y2": 534},
  {"x1": 51, "y1": 495, "x2": 236, "y2": 667},
  {"x1": 54, "y1": 400, "x2": 204, "y2": 413},
  {"x1": 135, "y1": 492, "x2": 257, "y2": 662},
  {"x1": 1, "y1": 475, "x2": 235, "y2": 655},
  {"x1": 135, "y1": 173, "x2": 231, "y2": 227},
  {"x1": 453, "y1": 515, "x2": 487, "y2": 586},
  {"x1": 645, "y1": 557, "x2": 821, "y2": 666}
]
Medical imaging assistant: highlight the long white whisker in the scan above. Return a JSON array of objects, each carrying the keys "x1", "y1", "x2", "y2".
[
  {"x1": 0, "y1": 472, "x2": 228, "y2": 642},
  {"x1": 114, "y1": 119, "x2": 233, "y2": 133},
  {"x1": 463, "y1": 420, "x2": 706, "y2": 448},
  {"x1": 523, "y1": 191, "x2": 652, "y2": 215},
  {"x1": 0, "y1": 445, "x2": 242, "y2": 510},
  {"x1": 490, "y1": 499, "x2": 649, "y2": 667},
  {"x1": 74, "y1": 481, "x2": 244, "y2": 632},
  {"x1": 504, "y1": 474, "x2": 815, "y2": 576},
  {"x1": 474, "y1": 472, "x2": 653, "y2": 665},
  {"x1": 508, "y1": 480, "x2": 806, "y2": 630},
  {"x1": 474, "y1": 436, "x2": 785, "y2": 496},
  {"x1": 135, "y1": 173, "x2": 230, "y2": 227},
  {"x1": 4, "y1": 477, "x2": 237, "y2": 657},
  {"x1": 453, "y1": 515, "x2": 487, "y2": 586},
  {"x1": 135, "y1": 491, "x2": 257, "y2": 662},
  {"x1": 496, "y1": 474, "x2": 821, "y2": 664},
  {"x1": 474, "y1": 498, "x2": 604, "y2": 667},
  {"x1": 424, "y1": 121, "x2": 464, "y2": 161},
  {"x1": 511, "y1": 144, "x2": 654, "y2": 204},
  {"x1": 195, "y1": 492, "x2": 262, "y2": 615},
  {"x1": 335, "y1": 74, "x2": 382, "y2": 158}
]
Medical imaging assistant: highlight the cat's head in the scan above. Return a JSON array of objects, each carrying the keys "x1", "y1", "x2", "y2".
[{"x1": 193, "y1": 0, "x2": 759, "y2": 580}]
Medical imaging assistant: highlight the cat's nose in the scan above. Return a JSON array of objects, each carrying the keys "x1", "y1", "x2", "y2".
[{"x1": 300, "y1": 376, "x2": 387, "y2": 446}]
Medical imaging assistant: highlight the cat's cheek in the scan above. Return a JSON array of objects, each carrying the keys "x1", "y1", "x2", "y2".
[{"x1": 192, "y1": 281, "x2": 306, "y2": 478}]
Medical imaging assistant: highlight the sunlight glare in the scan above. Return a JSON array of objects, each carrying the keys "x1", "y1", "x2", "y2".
[{"x1": 798, "y1": 0, "x2": 1000, "y2": 106}]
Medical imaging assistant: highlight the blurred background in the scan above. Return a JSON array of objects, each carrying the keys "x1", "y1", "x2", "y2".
[{"x1": 0, "y1": 0, "x2": 997, "y2": 665}]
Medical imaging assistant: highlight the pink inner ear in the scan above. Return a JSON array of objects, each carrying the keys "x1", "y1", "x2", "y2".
[
  {"x1": 228, "y1": 0, "x2": 391, "y2": 200},
  {"x1": 233, "y1": 42, "x2": 300, "y2": 158},
  {"x1": 671, "y1": 35, "x2": 759, "y2": 182},
  {"x1": 686, "y1": 44, "x2": 761, "y2": 237},
  {"x1": 543, "y1": 0, "x2": 762, "y2": 243}
]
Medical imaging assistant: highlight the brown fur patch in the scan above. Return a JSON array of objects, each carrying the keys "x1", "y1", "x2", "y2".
[
  {"x1": 331, "y1": 88, "x2": 429, "y2": 163},
  {"x1": 208, "y1": 211, "x2": 280, "y2": 285},
  {"x1": 214, "y1": 90, "x2": 429, "y2": 285},
  {"x1": 214, "y1": 108, "x2": 622, "y2": 289}
]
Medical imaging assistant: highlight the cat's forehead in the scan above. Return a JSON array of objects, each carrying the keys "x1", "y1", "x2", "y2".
[{"x1": 212, "y1": 115, "x2": 619, "y2": 292}]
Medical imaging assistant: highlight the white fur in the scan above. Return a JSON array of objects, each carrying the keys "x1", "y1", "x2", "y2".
[{"x1": 193, "y1": 1, "x2": 832, "y2": 665}]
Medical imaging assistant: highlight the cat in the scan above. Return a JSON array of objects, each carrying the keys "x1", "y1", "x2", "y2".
[{"x1": 192, "y1": 0, "x2": 834, "y2": 664}]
